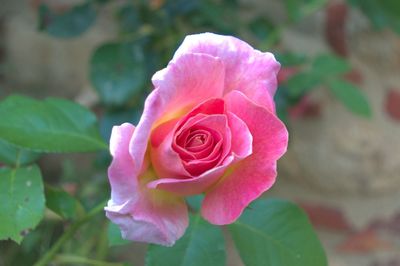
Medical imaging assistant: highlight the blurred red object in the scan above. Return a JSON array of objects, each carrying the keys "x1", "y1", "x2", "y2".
[
  {"x1": 325, "y1": 1, "x2": 348, "y2": 57},
  {"x1": 337, "y1": 229, "x2": 393, "y2": 253},
  {"x1": 385, "y1": 89, "x2": 400, "y2": 121},
  {"x1": 277, "y1": 67, "x2": 299, "y2": 83},
  {"x1": 300, "y1": 202, "x2": 352, "y2": 231},
  {"x1": 289, "y1": 96, "x2": 321, "y2": 119}
]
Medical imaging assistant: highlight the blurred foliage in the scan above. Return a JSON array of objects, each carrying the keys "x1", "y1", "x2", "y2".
[
  {"x1": 3, "y1": 0, "x2": 399, "y2": 264},
  {"x1": 348, "y1": 0, "x2": 400, "y2": 34}
]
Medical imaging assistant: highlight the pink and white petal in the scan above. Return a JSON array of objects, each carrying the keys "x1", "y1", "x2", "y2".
[
  {"x1": 173, "y1": 33, "x2": 280, "y2": 111},
  {"x1": 147, "y1": 156, "x2": 234, "y2": 196},
  {"x1": 227, "y1": 112, "x2": 253, "y2": 159},
  {"x1": 129, "y1": 89, "x2": 165, "y2": 176},
  {"x1": 201, "y1": 90, "x2": 288, "y2": 225},
  {"x1": 107, "y1": 123, "x2": 136, "y2": 206},
  {"x1": 151, "y1": 129, "x2": 191, "y2": 178},
  {"x1": 106, "y1": 170, "x2": 188, "y2": 246},
  {"x1": 152, "y1": 53, "x2": 225, "y2": 115}
]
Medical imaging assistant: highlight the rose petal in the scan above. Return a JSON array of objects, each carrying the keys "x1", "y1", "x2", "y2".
[
  {"x1": 227, "y1": 112, "x2": 253, "y2": 159},
  {"x1": 147, "y1": 156, "x2": 234, "y2": 196},
  {"x1": 108, "y1": 123, "x2": 136, "y2": 206},
  {"x1": 106, "y1": 170, "x2": 188, "y2": 246},
  {"x1": 147, "y1": 105, "x2": 253, "y2": 196},
  {"x1": 151, "y1": 99, "x2": 226, "y2": 178},
  {"x1": 201, "y1": 90, "x2": 288, "y2": 225},
  {"x1": 152, "y1": 53, "x2": 225, "y2": 120},
  {"x1": 106, "y1": 124, "x2": 188, "y2": 246},
  {"x1": 173, "y1": 32, "x2": 280, "y2": 112}
]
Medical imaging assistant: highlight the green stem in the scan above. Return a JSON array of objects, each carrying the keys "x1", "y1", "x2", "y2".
[
  {"x1": 33, "y1": 200, "x2": 108, "y2": 266},
  {"x1": 54, "y1": 254, "x2": 123, "y2": 266}
]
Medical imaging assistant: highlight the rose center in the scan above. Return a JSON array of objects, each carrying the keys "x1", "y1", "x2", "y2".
[{"x1": 186, "y1": 132, "x2": 207, "y2": 148}]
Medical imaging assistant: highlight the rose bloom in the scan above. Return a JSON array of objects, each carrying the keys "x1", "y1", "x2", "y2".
[{"x1": 105, "y1": 33, "x2": 288, "y2": 246}]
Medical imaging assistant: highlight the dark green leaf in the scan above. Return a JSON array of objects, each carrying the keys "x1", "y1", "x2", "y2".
[
  {"x1": 312, "y1": 54, "x2": 351, "y2": 77},
  {"x1": 285, "y1": 72, "x2": 321, "y2": 97},
  {"x1": 90, "y1": 42, "x2": 146, "y2": 106},
  {"x1": 0, "y1": 139, "x2": 41, "y2": 166},
  {"x1": 45, "y1": 185, "x2": 84, "y2": 220},
  {"x1": 146, "y1": 214, "x2": 225, "y2": 266},
  {"x1": 38, "y1": 2, "x2": 97, "y2": 38},
  {"x1": 0, "y1": 165, "x2": 45, "y2": 243},
  {"x1": 328, "y1": 79, "x2": 372, "y2": 117},
  {"x1": 284, "y1": 0, "x2": 328, "y2": 22},
  {"x1": 249, "y1": 17, "x2": 275, "y2": 40},
  {"x1": 99, "y1": 109, "x2": 141, "y2": 141},
  {"x1": 186, "y1": 194, "x2": 204, "y2": 212},
  {"x1": 107, "y1": 222, "x2": 130, "y2": 247},
  {"x1": 0, "y1": 95, "x2": 107, "y2": 153},
  {"x1": 276, "y1": 52, "x2": 307, "y2": 67},
  {"x1": 116, "y1": 5, "x2": 141, "y2": 33},
  {"x1": 348, "y1": 0, "x2": 400, "y2": 34},
  {"x1": 229, "y1": 198, "x2": 327, "y2": 266}
]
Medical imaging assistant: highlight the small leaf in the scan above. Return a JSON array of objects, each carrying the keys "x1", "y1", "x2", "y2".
[
  {"x1": 229, "y1": 198, "x2": 327, "y2": 266},
  {"x1": 348, "y1": 0, "x2": 400, "y2": 34},
  {"x1": 0, "y1": 95, "x2": 107, "y2": 152},
  {"x1": 249, "y1": 17, "x2": 275, "y2": 40},
  {"x1": 276, "y1": 52, "x2": 307, "y2": 67},
  {"x1": 312, "y1": 54, "x2": 351, "y2": 77},
  {"x1": 284, "y1": 0, "x2": 328, "y2": 22},
  {"x1": 0, "y1": 139, "x2": 41, "y2": 166},
  {"x1": 38, "y1": 2, "x2": 97, "y2": 38},
  {"x1": 90, "y1": 42, "x2": 146, "y2": 106},
  {"x1": 45, "y1": 185, "x2": 84, "y2": 220},
  {"x1": 107, "y1": 222, "x2": 130, "y2": 247},
  {"x1": 146, "y1": 214, "x2": 225, "y2": 266},
  {"x1": 286, "y1": 72, "x2": 321, "y2": 97},
  {"x1": 328, "y1": 80, "x2": 372, "y2": 117},
  {"x1": 0, "y1": 165, "x2": 45, "y2": 243},
  {"x1": 116, "y1": 5, "x2": 141, "y2": 33}
]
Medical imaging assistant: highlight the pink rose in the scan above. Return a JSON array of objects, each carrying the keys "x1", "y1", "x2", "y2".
[{"x1": 105, "y1": 33, "x2": 288, "y2": 246}]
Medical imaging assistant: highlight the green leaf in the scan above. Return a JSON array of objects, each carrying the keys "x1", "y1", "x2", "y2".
[
  {"x1": 0, "y1": 165, "x2": 45, "y2": 243},
  {"x1": 348, "y1": 0, "x2": 400, "y2": 34},
  {"x1": 186, "y1": 194, "x2": 204, "y2": 212},
  {"x1": 249, "y1": 17, "x2": 275, "y2": 40},
  {"x1": 116, "y1": 5, "x2": 141, "y2": 33},
  {"x1": 275, "y1": 52, "x2": 307, "y2": 67},
  {"x1": 107, "y1": 222, "x2": 130, "y2": 247},
  {"x1": 229, "y1": 198, "x2": 327, "y2": 266},
  {"x1": 0, "y1": 95, "x2": 107, "y2": 153},
  {"x1": 90, "y1": 42, "x2": 146, "y2": 106},
  {"x1": 284, "y1": 0, "x2": 328, "y2": 22},
  {"x1": 0, "y1": 139, "x2": 41, "y2": 166},
  {"x1": 146, "y1": 214, "x2": 225, "y2": 266},
  {"x1": 285, "y1": 72, "x2": 321, "y2": 97},
  {"x1": 328, "y1": 80, "x2": 372, "y2": 117},
  {"x1": 312, "y1": 54, "x2": 351, "y2": 77},
  {"x1": 45, "y1": 185, "x2": 84, "y2": 220},
  {"x1": 38, "y1": 2, "x2": 97, "y2": 38}
]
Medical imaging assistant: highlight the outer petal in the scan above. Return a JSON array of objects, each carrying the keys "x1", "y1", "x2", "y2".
[
  {"x1": 173, "y1": 32, "x2": 280, "y2": 112},
  {"x1": 105, "y1": 167, "x2": 188, "y2": 246},
  {"x1": 106, "y1": 170, "x2": 188, "y2": 246},
  {"x1": 201, "y1": 90, "x2": 288, "y2": 225},
  {"x1": 129, "y1": 53, "x2": 225, "y2": 173},
  {"x1": 106, "y1": 124, "x2": 188, "y2": 246},
  {"x1": 107, "y1": 123, "x2": 136, "y2": 206},
  {"x1": 152, "y1": 52, "x2": 225, "y2": 120}
]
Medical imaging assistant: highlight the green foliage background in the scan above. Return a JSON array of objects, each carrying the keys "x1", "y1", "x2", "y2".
[{"x1": 1, "y1": 0, "x2": 398, "y2": 265}]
